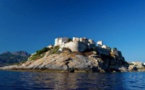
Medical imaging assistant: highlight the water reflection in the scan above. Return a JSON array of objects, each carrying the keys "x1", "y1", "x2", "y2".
[
  {"x1": 20, "y1": 72, "x2": 78, "y2": 90},
  {"x1": 20, "y1": 72, "x2": 127, "y2": 90},
  {"x1": 0, "y1": 71, "x2": 145, "y2": 90}
]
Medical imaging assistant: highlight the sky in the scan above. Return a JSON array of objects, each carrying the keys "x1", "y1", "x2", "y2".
[{"x1": 0, "y1": 0, "x2": 145, "y2": 62}]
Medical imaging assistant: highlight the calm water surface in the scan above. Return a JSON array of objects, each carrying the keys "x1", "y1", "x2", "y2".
[{"x1": 0, "y1": 70, "x2": 145, "y2": 90}]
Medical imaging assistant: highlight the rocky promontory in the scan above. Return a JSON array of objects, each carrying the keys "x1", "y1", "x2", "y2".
[
  {"x1": 0, "y1": 37, "x2": 144, "y2": 72},
  {"x1": 0, "y1": 50, "x2": 128, "y2": 72}
]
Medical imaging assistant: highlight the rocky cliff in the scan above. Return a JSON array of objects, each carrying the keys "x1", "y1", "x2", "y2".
[{"x1": 0, "y1": 47, "x2": 129, "y2": 72}]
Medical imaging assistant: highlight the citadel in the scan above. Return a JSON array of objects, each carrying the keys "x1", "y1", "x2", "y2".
[{"x1": 53, "y1": 37, "x2": 123, "y2": 58}]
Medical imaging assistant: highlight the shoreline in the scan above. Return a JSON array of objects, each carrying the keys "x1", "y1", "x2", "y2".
[{"x1": 1, "y1": 66, "x2": 145, "y2": 73}]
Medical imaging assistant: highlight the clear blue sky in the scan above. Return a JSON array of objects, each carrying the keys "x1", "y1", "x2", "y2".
[{"x1": 0, "y1": 0, "x2": 145, "y2": 62}]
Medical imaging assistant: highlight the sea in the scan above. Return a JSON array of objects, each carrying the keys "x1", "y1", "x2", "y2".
[{"x1": 0, "y1": 70, "x2": 144, "y2": 90}]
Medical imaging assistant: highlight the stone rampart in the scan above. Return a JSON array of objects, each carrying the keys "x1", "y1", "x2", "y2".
[
  {"x1": 64, "y1": 42, "x2": 87, "y2": 52},
  {"x1": 55, "y1": 37, "x2": 69, "y2": 46},
  {"x1": 96, "y1": 46, "x2": 110, "y2": 56}
]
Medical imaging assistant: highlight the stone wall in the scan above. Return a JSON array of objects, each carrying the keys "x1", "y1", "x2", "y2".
[
  {"x1": 72, "y1": 37, "x2": 80, "y2": 42},
  {"x1": 96, "y1": 46, "x2": 110, "y2": 56},
  {"x1": 97, "y1": 41, "x2": 103, "y2": 47},
  {"x1": 64, "y1": 41, "x2": 87, "y2": 52},
  {"x1": 102, "y1": 45, "x2": 111, "y2": 50},
  {"x1": 54, "y1": 37, "x2": 121, "y2": 55},
  {"x1": 80, "y1": 37, "x2": 88, "y2": 43},
  {"x1": 88, "y1": 39, "x2": 95, "y2": 44},
  {"x1": 55, "y1": 37, "x2": 69, "y2": 46}
]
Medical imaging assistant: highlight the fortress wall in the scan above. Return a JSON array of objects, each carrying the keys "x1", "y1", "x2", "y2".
[
  {"x1": 54, "y1": 37, "x2": 115, "y2": 55},
  {"x1": 102, "y1": 45, "x2": 111, "y2": 50},
  {"x1": 73, "y1": 37, "x2": 80, "y2": 42},
  {"x1": 96, "y1": 46, "x2": 110, "y2": 56},
  {"x1": 97, "y1": 41, "x2": 103, "y2": 47},
  {"x1": 88, "y1": 39, "x2": 95, "y2": 44},
  {"x1": 64, "y1": 42, "x2": 87, "y2": 52},
  {"x1": 64, "y1": 42, "x2": 79, "y2": 52},
  {"x1": 88, "y1": 44, "x2": 96, "y2": 49},
  {"x1": 80, "y1": 38, "x2": 88, "y2": 43},
  {"x1": 78, "y1": 42, "x2": 88, "y2": 52},
  {"x1": 55, "y1": 38, "x2": 58, "y2": 46},
  {"x1": 55, "y1": 37, "x2": 69, "y2": 46}
]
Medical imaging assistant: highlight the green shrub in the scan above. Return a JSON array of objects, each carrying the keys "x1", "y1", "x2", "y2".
[
  {"x1": 36, "y1": 47, "x2": 49, "y2": 55},
  {"x1": 29, "y1": 47, "x2": 50, "y2": 60},
  {"x1": 29, "y1": 53, "x2": 46, "y2": 60},
  {"x1": 49, "y1": 46, "x2": 60, "y2": 54}
]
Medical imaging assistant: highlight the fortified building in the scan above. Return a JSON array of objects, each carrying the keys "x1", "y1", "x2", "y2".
[{"x1": 54, "y1": 37, "x2": 123, "y2": 58}]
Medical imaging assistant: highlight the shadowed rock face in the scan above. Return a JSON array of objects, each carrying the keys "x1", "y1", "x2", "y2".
[{"x1": 0, "y1": 51, "x2": 30, "y2": 66}]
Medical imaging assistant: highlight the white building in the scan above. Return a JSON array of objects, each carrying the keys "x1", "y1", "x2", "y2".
[
  {"x1": 97, "y1": 41, "x2": 103, "y2": 47},
  {"x1": 54, "y1": 37, "x2": 122, "y2": 56},
  {"x1": 88, "y1": 39, "x2": 95, "y2": 44},
  {"x1": 72, "y1": 37, "x2": 80, "y2": 42},
  {"x1": 54, "y1": 37, "x2": 96, "y2": 52},
  {"x1": 55, "y1": 37, "x2": 69, "y2": 46},
  {"x1": 102, "y1": 45, "x2": 111, "y2": 50}
]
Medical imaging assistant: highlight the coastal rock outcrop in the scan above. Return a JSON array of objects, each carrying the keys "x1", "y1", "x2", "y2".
[
  {"x1": 0, "y1": 37, "x2": 130, "y2": 72},
  {"x1": 0, "y1": 49, "x2": 128, "y2": 72},
  {"x1": 128, "y1": 62, "x2": 145, "y2": 71}
]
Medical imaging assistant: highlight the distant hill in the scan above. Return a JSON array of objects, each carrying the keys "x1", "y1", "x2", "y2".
[{"x1": 0, "y1": 51, "x2": 30, "y2": 66}]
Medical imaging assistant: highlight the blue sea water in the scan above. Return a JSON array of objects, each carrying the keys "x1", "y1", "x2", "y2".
[{"x1": 0, "y1": 71, "x2": 145, "y2": 90}]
